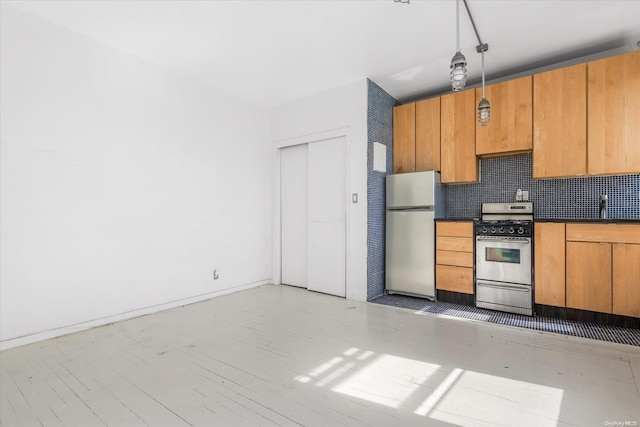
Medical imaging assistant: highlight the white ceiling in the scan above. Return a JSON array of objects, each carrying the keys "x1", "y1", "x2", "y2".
[{"x1": 6, "y1": 0, "x2": 640, "y2": 108}]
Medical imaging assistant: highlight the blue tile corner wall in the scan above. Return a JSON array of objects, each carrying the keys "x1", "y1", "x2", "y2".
[{"x1": 367, "y1": 79, "x2": 396, "y2": 300}]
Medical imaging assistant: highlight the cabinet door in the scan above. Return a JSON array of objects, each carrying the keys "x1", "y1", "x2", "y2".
[
  {"x1": 613, "y1": 244, "x2": 640, "y2": 317},
  {"x1": 588, "y1": 50, "x2": 640, "y2": 175},
  {"x1": 533, "y1": 63, "x2": 587, "y2": 178},
  {"x1": 440, "y1": 90, "x2": 478, "y2": 183},
  {"x1": 476, "y1": 76, "x2": 532, "y2": 157},
  {"x1": 534, "y1": 223, "x2": 565, "y2": 307},
  {"x1": 393, "y1": 103, "x2": 416, "y2": 173},
  {"x1": 566, "y1": 242, "x2": 611, "y2": 313},
  {"x1": 415, "y1": 97, "x2": 441, "y2": 171}
]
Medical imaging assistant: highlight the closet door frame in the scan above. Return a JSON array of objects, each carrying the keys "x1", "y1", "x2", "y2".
[{"x1": 273, "y1": 127, "x2": 352, "y2": 297}]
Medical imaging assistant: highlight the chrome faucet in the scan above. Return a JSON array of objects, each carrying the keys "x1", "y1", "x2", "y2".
[{"x1": 599, "y1": 195, "x2": 608, "y2": 219}]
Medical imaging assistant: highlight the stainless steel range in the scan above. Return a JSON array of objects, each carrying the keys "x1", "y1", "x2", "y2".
[{"x1": 475, "y1": 202, "x2": 534, "y2": 316}]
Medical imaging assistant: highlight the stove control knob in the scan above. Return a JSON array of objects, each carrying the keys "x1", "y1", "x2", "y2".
[
  {"x1": 518, "y1": 227, "x2": 525, "y2": 235},
  {"x1": 490, "y1": 227, "x2": 496, "y2": 234},
  {"x1": 508, "y1": 227, "x2": 515, "y2": 234},
  {"x1": 482, "y1": 226, "x2": 488, "y2": 234},
  {"x1": 498, "y1": 227, "x2": 505, "y2": 234}
]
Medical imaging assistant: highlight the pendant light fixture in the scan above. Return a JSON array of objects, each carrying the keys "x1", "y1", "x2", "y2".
[
  {"x1": 477, "y1": 43, "x2": 490, "y2": 126},
  {"x1": 460, "y1": 0, "x2": 490, "y2": 126},
  {"x1": 450, "y1": 0, "x2": 467, "y2": 91}
]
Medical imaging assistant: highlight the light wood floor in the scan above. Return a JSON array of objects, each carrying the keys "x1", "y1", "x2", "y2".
[{"x1": 2, "y1": 284, "x2": 639, "y2": 427}]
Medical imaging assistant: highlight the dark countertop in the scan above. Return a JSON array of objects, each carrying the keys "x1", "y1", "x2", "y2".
[
  {"x1": 437, "y1": 217, "x2": 640, "y2": 223},
  {"x1": 535, "y1": 218, "x2": 640, "y2": 223}
]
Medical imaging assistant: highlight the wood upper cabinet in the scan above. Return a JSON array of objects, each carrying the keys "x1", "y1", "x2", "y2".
[
  {"x1": 393, "y1": 99, "x2": 441, "y2": 173},
  {"x1": 476, "y1": 76, "x2": 532, "y2": 157},
  {"x1": 393, "y1": 103, "x2": 416, "y2": 173},
  {"x1": 534, "y1": 222, "x2": 566, "y2": 307},
  {"x1": 533, "y1": 63, "x2": 587, "y2": 178},
  {"x1": 440, "y1": 90, "x2": 478, "y2": 184},
  {"x1": 415, "y1": 97, "x2": 441, "y2": 171},
  {"x1": 613, "y1": 244, "x2": 640, "y2": 317},
  {"x1": 587, "y1": 50, "x2": 640, "y2": 175}
]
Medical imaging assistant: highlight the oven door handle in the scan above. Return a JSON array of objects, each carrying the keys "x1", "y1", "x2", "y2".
[
  {"x1": 476, "y1": 237, "x2": 530, "y2": 243},
  {"x1": 476, "y1": 283, "x2": 531, "y2": 292}
]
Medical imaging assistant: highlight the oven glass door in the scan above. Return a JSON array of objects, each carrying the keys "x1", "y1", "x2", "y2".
[{"x1": 475, "y1": 236, "x2": 532, "y2": 285}]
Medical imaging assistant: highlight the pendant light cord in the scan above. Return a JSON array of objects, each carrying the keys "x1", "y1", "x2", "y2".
[
  {"x1": 481, "y1": 50, "x2": 486, "y2": 97},
  {"x1": 463, "y1": 0, "x2": 484, "y2": 49},
  {"x1": 456, "y1": 0, "x2": 460, "y2": 51}
]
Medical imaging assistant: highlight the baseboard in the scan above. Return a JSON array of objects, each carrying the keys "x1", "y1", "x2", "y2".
[
  {"x1": 534, "y1": 304, "x2": 640, "y2": 329},
  {"x1": 0, "y1": 280, "x2": 271, "y2": 351},
  {"x1": 437, "y1": 289, "x2": 475, "y2": 307}
]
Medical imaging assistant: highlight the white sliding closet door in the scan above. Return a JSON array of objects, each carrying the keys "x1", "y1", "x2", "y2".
[
  {"x1": 307, "y1": 136, "x2": 346, "y2": 297},
  {"x1": 280, "y1": 144, "x2": 308, "y2": 288}
]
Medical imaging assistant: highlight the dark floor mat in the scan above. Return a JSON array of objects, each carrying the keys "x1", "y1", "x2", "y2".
[{"x1": 370, "y1": 294, "x2": 640, "y2": 346}]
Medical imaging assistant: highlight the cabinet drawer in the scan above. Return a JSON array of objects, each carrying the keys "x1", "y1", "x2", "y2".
[
  {"x1": 566, "y1": 223, "x2": 640, "y2": 244},
  {"x1": 437, "y1": 250, "x2": 473, "y2": 268},
  {"x1": 436, "y1": 265, "x2": 473, "y2": 294},
  {"x1": 437, "y1": 222, "x2": 473, "y2": 238},
  {"x1": 436, "y1": 236, "x2": 473, "y2": 252}
]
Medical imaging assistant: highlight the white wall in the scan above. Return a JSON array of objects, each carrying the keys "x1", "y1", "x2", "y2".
[
  {"x1": 0, "y1": 6, "x2": 273, "y2": 348},
  {"x1": 271, "y1": 80, "x2": 368, "y2": 302}
]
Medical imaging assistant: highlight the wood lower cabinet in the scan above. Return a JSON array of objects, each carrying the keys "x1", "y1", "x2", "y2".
[
  {"x1": 476, "y1": 75, "x2": 532, "y2": 157},
  {"x1": 440, "y1": 90, "x2": 478, "y2": 184},
  {"x1": 393, "y1": 103, "x2": 416, "y2": 173},
  {"x1": 436, "y1": 221, "x2": 473, "y2": 294},
  {"x1": 588, "y1": 50, "x2": 640, "y2": 175},
  {"x1": 566, "y1": 241, "x2": 612, "y2": 313},
  {"x1": 565, "y1": 223, "x2": 640, "y2": 317},
  {"x1": 612, "y1": 244, "x2": 640, "y2": 317},
  {"x1": 534, "y1": 222, "x2": 566, "y2": 307},
  {"x1": 533, "y1": 63, "x2": 587, "y2": 178}
]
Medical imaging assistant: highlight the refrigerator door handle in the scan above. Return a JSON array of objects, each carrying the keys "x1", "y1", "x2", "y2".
[{"x1": 388, "y1": 206, "x2": 435, "y2": 211}]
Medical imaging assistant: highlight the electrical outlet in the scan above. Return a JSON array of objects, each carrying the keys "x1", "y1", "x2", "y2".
[{"x1": 213, "y1": 269, "x2": 219, "y2": 280}]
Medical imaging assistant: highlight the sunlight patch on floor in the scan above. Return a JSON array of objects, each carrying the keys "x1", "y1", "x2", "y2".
[
  {"x1": 414, "y1": 367, "x2": 464, "y2": 416},
  {"x1": 426, "y1": 370, "x2": 564, "y2": 426},
  {"x1": 295, "y1": 347, "x2": 565, "y2": 424},
  {"x1": 295, "y1": 347, "x2": 440, "y2": 409},
  {"x1": 331, "y1": 354, "x2": 440, "y2": 408}
]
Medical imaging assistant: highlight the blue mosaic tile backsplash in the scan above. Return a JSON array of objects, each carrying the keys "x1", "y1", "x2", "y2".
[
  {"x1": 444, "y1": 154, "x2": 640, "y2": 219},
  {"x1": 367, "y1": 79, "x2": 396, "y2": 300}
]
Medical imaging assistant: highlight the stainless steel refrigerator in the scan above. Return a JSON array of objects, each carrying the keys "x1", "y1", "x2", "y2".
[{"x1": 385, "y1": 171, "x2": 442, "y2": 299}]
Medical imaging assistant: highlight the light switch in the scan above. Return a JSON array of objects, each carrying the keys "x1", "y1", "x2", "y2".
[{"x1": 352, "y1": 193, "x2": 358, "y2": 203}]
